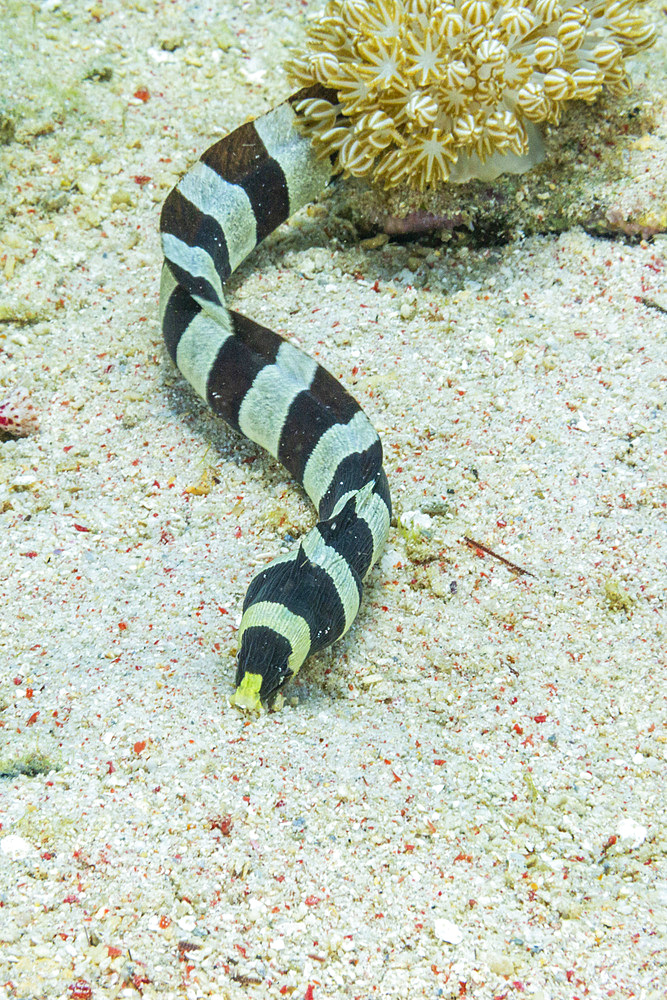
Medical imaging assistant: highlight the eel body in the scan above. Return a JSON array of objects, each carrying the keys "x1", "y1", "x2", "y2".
[{"x1": 159, "y1": 86, "x2": 391, "y2": 709}]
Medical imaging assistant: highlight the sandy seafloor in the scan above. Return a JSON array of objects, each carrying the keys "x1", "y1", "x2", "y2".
[{"x1": 0, "y1": 2, "x2": 666, "y2": 998}]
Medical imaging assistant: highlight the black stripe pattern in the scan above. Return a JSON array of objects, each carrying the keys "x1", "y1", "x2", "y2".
[{"x1": 159, "y1": 86, "x2": 391, "y2": 710}]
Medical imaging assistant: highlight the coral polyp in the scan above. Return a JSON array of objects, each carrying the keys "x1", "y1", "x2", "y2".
[{"x1": 286, "y1": 0, "x2": 657, "y2": 189}]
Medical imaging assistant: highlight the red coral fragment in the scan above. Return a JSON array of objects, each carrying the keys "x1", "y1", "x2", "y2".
[
  {"x1": 208, "y1": 814, "x2": 233, "y2": 836},
  {"x1": 68, "y1": 981, "x2": 92, "y2": 1000},
  {"x1": 0, "y1": 386, "x2": 39, "y2": 437}
]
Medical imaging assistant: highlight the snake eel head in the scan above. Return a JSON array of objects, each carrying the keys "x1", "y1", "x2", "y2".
[
  {"x1": 230, "y1": 671, "x2": 265, "y2": 713},
  {"x1": 230, "y1": 618, "x2": 300, "y2": 712}
]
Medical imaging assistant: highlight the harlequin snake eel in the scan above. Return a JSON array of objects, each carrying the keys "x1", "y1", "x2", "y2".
[{"x1": 159, "y1": 85, "x2": 392, "y2": 710}]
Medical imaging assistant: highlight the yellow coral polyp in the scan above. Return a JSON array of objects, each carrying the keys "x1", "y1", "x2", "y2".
[{"x1": 287, "y1": 0, "x2": 657, "y2": 190}]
